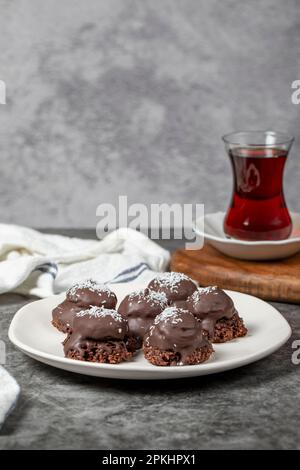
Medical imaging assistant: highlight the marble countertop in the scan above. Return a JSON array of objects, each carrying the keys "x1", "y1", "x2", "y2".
[{"x1": 0, "y1": 232, "x2": 299, "y2": 450}]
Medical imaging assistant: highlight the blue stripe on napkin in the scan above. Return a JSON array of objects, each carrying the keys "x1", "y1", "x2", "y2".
[
  {"x1": 109, "y1": 262, "x2": 151, "y2": 284},
  {"x1": 33, "y1": 262, "x2": 58, "y2": 279}
]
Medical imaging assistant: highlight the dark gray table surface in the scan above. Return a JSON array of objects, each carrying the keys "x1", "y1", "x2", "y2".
[{"x1": 0, "y1": 231, "x2": 299, "y2": 450}]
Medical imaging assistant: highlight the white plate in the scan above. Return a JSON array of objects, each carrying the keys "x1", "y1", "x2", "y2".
[
  {"x1": 8, "y1": 283, "x2": 291, "y2": 380},
  {"x1": 193, "y1": 211, "x2": 300, "y2": 260}
]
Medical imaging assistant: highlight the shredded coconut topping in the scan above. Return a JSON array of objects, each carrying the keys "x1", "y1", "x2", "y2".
[
  {"x1": 76, "y1": 306, "x2": 123, "y2": 322},
  {"x1": 127, "y1": 289, "x2": 146, "y2": 299},
  {"x1": 198, "y1": 286, "x2": 218, "y2": 295},
  {"x1": 191, "y1": 286, "x2": 218, "y2": 303},
  {"x1": 128, "y1": 289, "x2": 168, "y2": 307},
  {"x1": 154, "y1": 307, "x2": 185, "y2": 325},
  {"x1": 67, "y1": 279, "x2": 114, "y2": 298},
  {"x1": 147, "y1": 290, "x2": 168, "y2": 304},
  {"x1": 152, "y1": 272, "x2": 193, "y2": 292}
]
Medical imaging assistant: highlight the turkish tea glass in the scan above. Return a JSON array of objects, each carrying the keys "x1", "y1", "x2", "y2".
[{"x1": 223, "y1": 131, "x2": 294, "y2": 241}]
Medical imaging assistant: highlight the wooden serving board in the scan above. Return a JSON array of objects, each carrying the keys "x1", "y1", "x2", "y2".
[{"x1": 171, "y1": 244, "x2": 300, "y2": 304}]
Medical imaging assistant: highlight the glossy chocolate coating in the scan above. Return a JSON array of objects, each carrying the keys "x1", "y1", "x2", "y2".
[
  {"x1": 187, "y1": 286, "x2": 236, "y2": 338},
  {"x1": 63, "y1": 306, "x2": 128, "y2": 357},
  {"x1": 144, "y1": 307, "x2": 210, "y2": 364},
  {"x1": 169, "y1": 299, "x2": 189, "y2": 309},
  {"x1": 118, "y1": 288, "x2": 168, "y2": 345},
  {"x1": 66, "y1": 279, "x2": 117, "y2": 308},
  {"x1": 52, "y1": 300, "x2": 83, "y2": 332},
  {"x1": 148, "y1": 272, "x2": 197, "y2": 303}
]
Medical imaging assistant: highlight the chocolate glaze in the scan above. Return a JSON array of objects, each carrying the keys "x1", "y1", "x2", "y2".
[
  {"x1": 144, "y1": 307, "x2": 210, "y2": 365},
  {"x1": 118, "y1": 288, "x2": 168, "y2": 346},
  {"x1": 52, "y1": 300, "x2": 83, "y2": 332},
  {"x1": 169, "y1": 299, "x2": 189, "y2": 309},
  {"x1": 187, "y1": 286, "x2": 237, "y2": 338},
  {"x1": 66, "y1": 279, "x2": 117, "y2": 308},
  {"x1": 64, "y1": 306, "x2": 128, "y2": 357},
  {"x1": 148, "y1": 272, "x2": 197, "y2": 303}
]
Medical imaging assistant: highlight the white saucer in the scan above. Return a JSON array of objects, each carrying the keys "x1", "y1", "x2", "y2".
[
  {"x1": 8, "y1": 282, "x2": 291, "y2": 380},
  {"x1": 193, "y1": 211, "x2": 300, "y2": 260}
]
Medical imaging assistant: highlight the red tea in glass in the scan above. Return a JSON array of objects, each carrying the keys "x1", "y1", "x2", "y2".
[{"x1": 223, "y1": 131, "x2": 294, "y2": 241}]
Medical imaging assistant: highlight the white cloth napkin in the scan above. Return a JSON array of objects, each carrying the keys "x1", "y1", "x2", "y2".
[
  {"x1": 0, "y1": 224, "x2": 170, "y2": 428},
  {"x1": 0, "y1": 224, "x2": 170, "y2": 297},
  {"x1": 0, "y1": 367, "x2": 20, "y2": 429}
]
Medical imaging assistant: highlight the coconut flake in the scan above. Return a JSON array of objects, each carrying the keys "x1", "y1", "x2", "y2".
[
  {"x1": 67, "y1": 279, "x2": 115, "y2": 299},
  {"x1": 190, "y1": 286, "x2": 219, "y2": 306},
  {"x1": 154, "y1": 307, "x2": 185, "y2": 325},
  {"x1": 152, "y1": 272, "x2": 194, "y2": 292},
  {"x1": 147, "y1": 290, "x2": 168, "y2": 306},
  {"x1": 198, "y1": 286, "x2": 218, "y2": 295},
  {"x1": 127, "y1": 289, "x2": 168, "y2": 307},
  {"x1": 76, "y1": 306, "x2": 123, "y2": 322}
]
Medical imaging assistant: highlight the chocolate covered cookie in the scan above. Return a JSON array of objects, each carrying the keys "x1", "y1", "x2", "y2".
[
  {"x1": 118, "y1": 288, "x2": 168, "y2": 349},
  {"x1": 52, "y1": 279, "x2": 117, "y2": 333},
  {"x1": 63, "y1": 306, "x2": 133, "y2": 364},
  {"x1": 52, "y1": 301, "x2": 82, "y2": 334},
  {"x1": 143, "y1": 307, "x2": 213, "y2": 366},
  {"x1": 66, "y1": 279, "x2": 117, "y2": 308},
  {"x1": 188, "y1": 286, "x2": 247, "y2": 343},
  {"x1": 148, "y1": 272, "x2": 197, "y2": 303}
]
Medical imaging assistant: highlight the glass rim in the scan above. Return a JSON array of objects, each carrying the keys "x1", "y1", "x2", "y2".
[{"x1": 222, "y1": 130, "x2": 294, "y2": 146}]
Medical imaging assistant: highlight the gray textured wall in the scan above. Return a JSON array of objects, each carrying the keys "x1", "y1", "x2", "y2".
[{"x1": 0, "y1": 0, "x2": 299, "y2": 228}]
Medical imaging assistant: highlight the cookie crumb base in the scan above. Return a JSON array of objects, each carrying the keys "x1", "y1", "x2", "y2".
[
  {"x1": 126, "y1": 335, "x2": 142, "y2": 352},
  {"x1": 143, "y1": 344, "x2": 213, "y2": 366},
  {"x1": 65, "y1": 340, "x2": 133, "y2": 364},
  {"x1": 212, "y1": 313, "x2": 248, "y2": 343}
]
